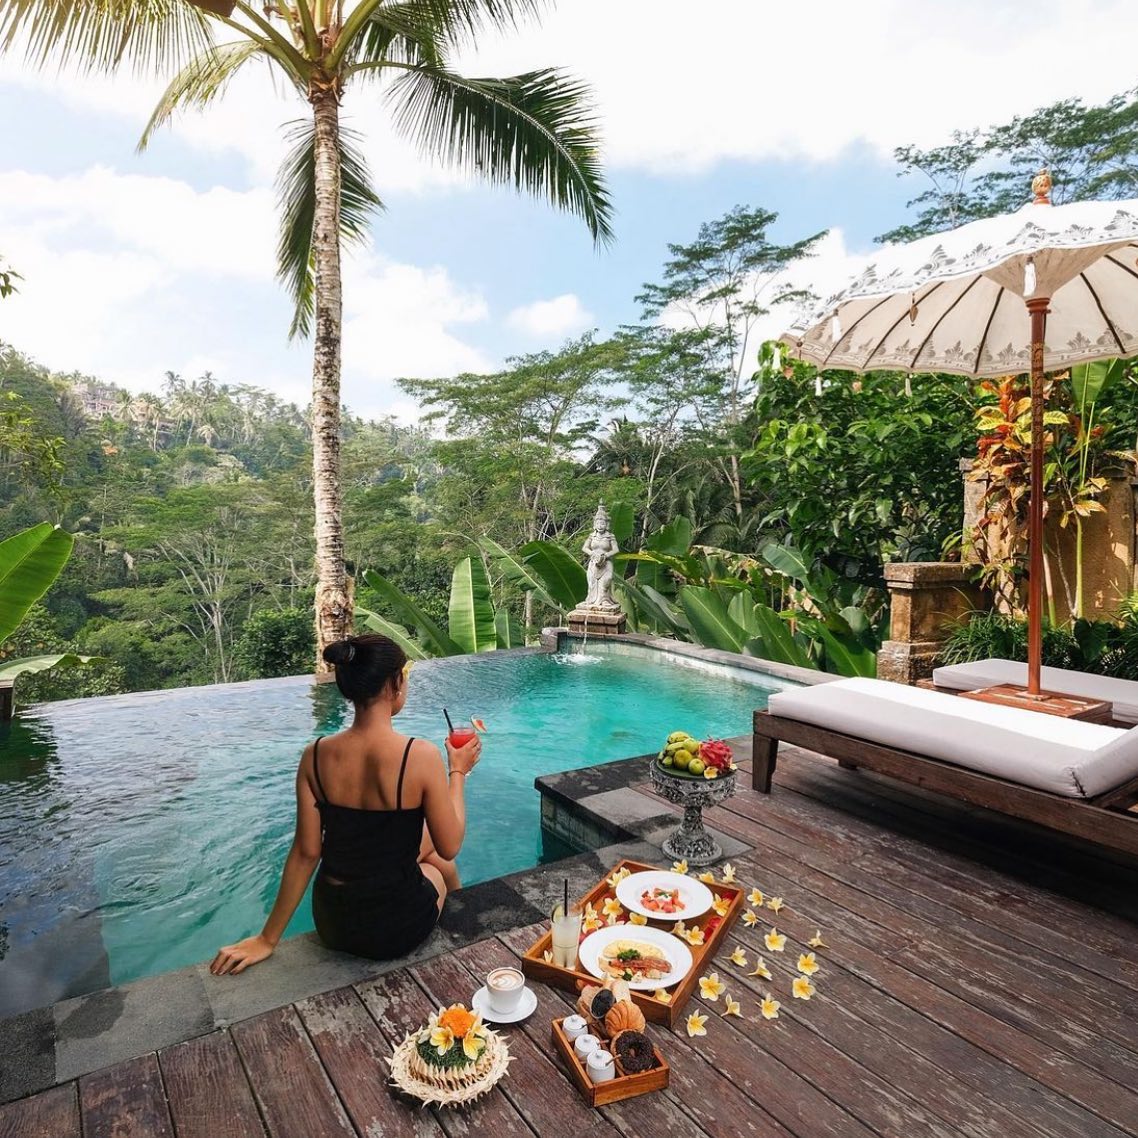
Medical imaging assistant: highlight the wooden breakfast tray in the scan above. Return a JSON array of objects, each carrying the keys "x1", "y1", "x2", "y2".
[
  {"x1": 521, "y1": 858, "x2": 744, "y2": 1027},
  {"x1": 550, "y1": 1017, "x2": 669, "y2": 1107}
]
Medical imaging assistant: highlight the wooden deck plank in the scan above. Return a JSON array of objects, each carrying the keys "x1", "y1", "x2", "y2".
[
  {"x1": 230, "y1": 1005, "x2": 355, "y2": 1138},
  {"x1": 716, "y1": 894, "x2": 1127, "y2": 1138},
  {"x1": 297, "y1": 985, "x2": 445, "y2": 1138},
  {"x1": 709, "y1": 794, "x2": 1138, "y2": 1074},
  {"x1": 714, "y1": 836, "x2": 1138, "y2": 1136},
  {"x1": 160, "y1": 1030, "x2": 266, "y2": 1138},
  {"x1": 79, "y1": 1053, "x2": 174, "y2": 1138},
  {"x1": 497, "y1": 924, "x2": 799, "y2": 1138},
  {"x1": 0, "y1": 1083, "x2": 80, "y2": 1138},
  {"x1": 763, "y1": 749, "x2": 1138, "y2": 962},
  {"x1": 355, "y1": 964, "x2": 534, "y2": 1138}
]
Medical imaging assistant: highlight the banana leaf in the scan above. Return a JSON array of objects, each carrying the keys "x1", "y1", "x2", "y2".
[
  {"x1": 616, "y1": 579, "x2": 686, "y2": 637},
  {"x1": 745, "y1": 604, "x2": 817, "y2": 670},
  {"x1": 608, "y1": 501, "x2": 635, "y2": 545},
  {"x1": 518, "y1": 541, "x2": 587, "y2": 610},
  {"x1": 448, "y1": 557, "x2": 497, "y2": 653},
  {"x1": 477, "y1": 537, "x2": 559, "y2": 611},
  {"x1": 355, "y1": 608, "x2": 430, "y2": 660},
  {"x1": 0, "y1": 523, "x2": 74, "y2": 644},
  {"x1": 647, "y1": 516, "x2": 693, "y2": 557},
  {"x1": 677, "y1": 586, "x2": 747, "y2": 653},
  {"x1": 495, "y1": 609, "x2": 525, "y2": 648},
  {"x1": 1070, "y1": 358, "x2": 1125, "y2": 407},
  {"x1": 810, "y1": 622, "x2": 876, "y2": 677},
  {"x1": 0, "y1": 652, "x2": 97, "y2": 682},
  {"x1": 361, "y1": 569, "x2": 463, "y2": 656},
  {"x1": 727, "y1": 592, "x2": 763, "y2": 638}
]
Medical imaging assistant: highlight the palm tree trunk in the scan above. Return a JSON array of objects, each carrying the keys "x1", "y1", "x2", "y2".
[{"x1": 309, "y1": 84, "x2": 351, "y2": 670}]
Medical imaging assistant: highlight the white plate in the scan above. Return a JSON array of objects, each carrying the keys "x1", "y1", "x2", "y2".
[
  {"x1": 616, "y1": 870, "x2": 713, "y2": 920},
  {"x1": 471, "y1": 984, "x2": 537, "y2": 1024},
  {"x1": 577, "y1": 925, "x2": 692, "y2": 991}
]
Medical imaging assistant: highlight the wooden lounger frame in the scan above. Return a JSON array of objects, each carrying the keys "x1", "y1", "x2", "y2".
[{"x1": 752, "y1": 710, "x2": 1138, "y2": 857}]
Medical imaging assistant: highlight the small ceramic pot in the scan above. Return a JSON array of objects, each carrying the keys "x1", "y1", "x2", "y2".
[
  {"x1": 573, "y1": 1033, "x2": 600, "y2": 1060},
  {"x1": 586, "y1": 1048, "x2": 616, "y2": 1084},
  {"x1": 562, "y1": 1015, "x2": 589, "y2": 1042}
]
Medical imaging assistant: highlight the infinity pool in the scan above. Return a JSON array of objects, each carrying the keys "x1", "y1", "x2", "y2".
[{"x1": 0, "y1": 643, "x2": 790, "y2": 1013}]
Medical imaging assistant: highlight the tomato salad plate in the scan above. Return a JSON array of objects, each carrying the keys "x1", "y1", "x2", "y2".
[
  {"x1": 577, "y1": 925, "x2": 693, "y2": 991},
  {"x1": 615, "y1": 870, "x2": 713, "y2": 920}
]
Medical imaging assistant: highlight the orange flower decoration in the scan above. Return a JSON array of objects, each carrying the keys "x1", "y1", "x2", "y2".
[{"x1": 438, "y1": 1005, "x2": 476, "y2": 1038}]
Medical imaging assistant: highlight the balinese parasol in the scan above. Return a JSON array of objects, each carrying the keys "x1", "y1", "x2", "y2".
[{"x1": 782, "y1": 173, "x2": 1138, "y2": 695}]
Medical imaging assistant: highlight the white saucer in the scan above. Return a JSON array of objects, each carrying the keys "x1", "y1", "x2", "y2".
[{"x1": 471, "y1": 984, "x2": 537, "y2": 1024}]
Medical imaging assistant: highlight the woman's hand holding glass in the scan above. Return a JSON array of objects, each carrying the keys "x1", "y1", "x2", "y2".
[{"x1": 446, "y1": 733, "x2": 481, "y2": 776}]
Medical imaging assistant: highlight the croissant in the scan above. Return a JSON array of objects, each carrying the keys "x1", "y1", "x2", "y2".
[{"x1": 604, "y1": 1000, "x2": 646, "y2": 1037}]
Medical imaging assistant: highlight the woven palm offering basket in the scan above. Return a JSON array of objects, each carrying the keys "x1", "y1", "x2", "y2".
[{"x1": 388, "y1": 1006, "x2": 511, "y2": 1108}]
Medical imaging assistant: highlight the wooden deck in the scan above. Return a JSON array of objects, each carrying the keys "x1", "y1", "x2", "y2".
[{"x1": 3, "y1": 744, "x2": 1137, "y2": 1138}]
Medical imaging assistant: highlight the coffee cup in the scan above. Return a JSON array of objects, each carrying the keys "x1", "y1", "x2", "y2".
[{"x1": 485, "y1": 966, "x2": 526, "y2": 1014}]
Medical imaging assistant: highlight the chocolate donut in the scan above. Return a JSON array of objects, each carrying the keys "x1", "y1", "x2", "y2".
[{"x1": 611, "y1": 1029, "x2": 654, "y2": 1074}]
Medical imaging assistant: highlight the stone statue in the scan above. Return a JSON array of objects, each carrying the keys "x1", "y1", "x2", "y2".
[{"x1": 581, "y1": 502, "x2": 620, "y2": 611}]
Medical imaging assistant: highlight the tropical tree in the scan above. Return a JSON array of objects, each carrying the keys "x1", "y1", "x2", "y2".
[{"x1": 0, "y1": 0, "x2": 613, "y2": 668}]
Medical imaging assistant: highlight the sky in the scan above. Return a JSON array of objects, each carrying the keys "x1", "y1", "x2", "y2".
[{"x1": 1, "y1": 0, "x2": 1135, "y2": 422}]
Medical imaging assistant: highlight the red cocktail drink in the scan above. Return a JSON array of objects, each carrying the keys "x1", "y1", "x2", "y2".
[{"x1": 449, "y1": 724, "x2": 477, "y2": 749}]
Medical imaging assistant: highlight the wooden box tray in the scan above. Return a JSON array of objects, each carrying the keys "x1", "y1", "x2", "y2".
[
  {"x1": 521, "y1": 858, "x2": 743, "y2": 1027},
  {"x1": 550, "y1": 1017, "x2": 669, "y2": 1107}
]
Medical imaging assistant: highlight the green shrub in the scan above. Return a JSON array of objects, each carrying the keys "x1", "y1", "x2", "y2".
[{"x1": 233, "y1": 607, "x2": 315, "y2": 679}]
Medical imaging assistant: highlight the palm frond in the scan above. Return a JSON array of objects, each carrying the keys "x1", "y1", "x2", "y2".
[
  {"x1": 336, "y1": 0, "x2": 546, "y2": 70},
  {"x1": 386, "y1": 65, "x2": 613, "y2": 245},
  {"x1": 0, "y1": 0, "x2": 211, "y2": 75},
  {"x1": 138, "y1": 39, "x2": 266, "y2": 150},
  {"x1": 277, "y1": 119, "x2": 383, "y2": 340}
]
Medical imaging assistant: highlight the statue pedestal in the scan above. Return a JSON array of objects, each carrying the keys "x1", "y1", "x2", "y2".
[{"x1": 566, "y1": 607, "x2": 626, "y2": 637}]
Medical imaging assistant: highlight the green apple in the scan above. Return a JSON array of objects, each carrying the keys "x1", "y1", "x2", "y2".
[
  {"x1": 673, "y1": 749, "x2": 693, "y2": 770},
  {"x1": 661, "y1": 755, "x2": 675, "y2": 767},
  {"x1": 688, "y1": 758, "x2": 706, "y2": 776}
]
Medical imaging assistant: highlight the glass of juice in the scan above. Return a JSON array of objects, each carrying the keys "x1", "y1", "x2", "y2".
[
  {"x1": 448, "y1": 719, "x2": 478, "y2": 750},
  {"x1": 551, "y1": 904, "x2": 582, "y2": 968}
]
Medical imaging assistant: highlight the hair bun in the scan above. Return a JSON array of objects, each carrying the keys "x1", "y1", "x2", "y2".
[{"x1": 323, "y1": 639, "x2": 356, "y2": 666}]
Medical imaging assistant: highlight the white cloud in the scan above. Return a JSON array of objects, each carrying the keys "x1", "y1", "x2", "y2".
[
  {"x1": 0, "y1": 166, "x2": 493, "y2": 417},
  {"x1": 505, "y1": 293, "x2": 594, "y2": 339},
  {"x1": 7, "y1": 1, "x2": 1136, "y2": 182}
]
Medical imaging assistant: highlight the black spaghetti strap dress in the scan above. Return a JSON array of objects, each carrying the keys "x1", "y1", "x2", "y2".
[{"x1": 310, "y1": 736, "x2": 441, "y2": 960}]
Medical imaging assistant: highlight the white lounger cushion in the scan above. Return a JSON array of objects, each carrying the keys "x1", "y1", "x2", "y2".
[
  {"x1": 767, "y1": 677, "x2": 1138, "y2": 799},
  {"x1": 932, "y1": 658, "x2": 1138, "y2": 725}
]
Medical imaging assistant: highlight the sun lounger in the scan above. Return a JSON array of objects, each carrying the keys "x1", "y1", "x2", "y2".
[
  {"x1": 752, "y1": 678, "x2": 1138, "y2": 855},
  {"x1": 931, "y1": 658, "x2": 1138, "y2": 725}
]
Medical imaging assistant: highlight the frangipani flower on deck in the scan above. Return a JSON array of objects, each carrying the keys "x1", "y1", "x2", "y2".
[
  {"x1": 697, "y1": 871, "x2": 717, "y2": 884},
  {"x1": 720, "y1": 863, "x2": 737, "y2": 884},
  {"x1": 797, "y1": 952, "x2": 820, "y2": 976},
  {"x1": 749, "y1": 958, "x2": 773, "y2": 980},
  {"x1": 760, "y1": 994, "x2": 781, "y2": 1020},
  {"x1": 792, "y1": 976, "x2": 816, "y2": 1000},
  {"x1": 747, "y1": 888, "x2": 764, "y2": 907},
  {"x1": 699, "y1": 972, "x2": 726, "y2": 1001},
  {"x1": 684, "y1": 926, "x2": 707, "y2": 947},
  {"x1": 808, "y1": 930, "x2": 828, "y2": 949},
  {"x1": 671, "y1": 859, "x2": 689, "y2": 875},
  {"x1": 602, "y1": 897, "x2": 623, "y2": 919},
  {"x1": 766, "y1": 897, "x2": 784, "y2": 914},
  {"x1": 711, "y1": 893, "x2": 730, "y2": 917},
  {"x1": 606, "y1": 867, "x2": 630, "y2": 889},
  {"x1": 742, "y1": 909, "x2": 758, "y2": 928},
  {"x1": 764, "y1": 928, "x2": 787, "y2": 953},
  {"x1": 629, "y1": 912, "x2": 648, "y2": 926},
  {"x1": 730, "y1": 946, "x2": 748, "y2": 967},
  {"x1": 722, "y1": 995, "x2": 742, "y2": 1017},
  {"x1": 686, "y1": 1011, "x2": 708, "y2": 1037}
]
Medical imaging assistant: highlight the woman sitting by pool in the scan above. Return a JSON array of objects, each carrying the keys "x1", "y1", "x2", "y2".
[{"x1": 210, "y1": 633, "x2": 479, "y2": 974}]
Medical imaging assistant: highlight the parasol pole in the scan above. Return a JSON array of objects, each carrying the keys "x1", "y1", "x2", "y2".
[{"x1": 1025, "y1": 296, "x2": 1050, "y2": 697}]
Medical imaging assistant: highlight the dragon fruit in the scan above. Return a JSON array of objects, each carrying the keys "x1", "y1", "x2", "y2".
[{"x1": 699, "y1": 738, "x2": 735, "y2": 772}]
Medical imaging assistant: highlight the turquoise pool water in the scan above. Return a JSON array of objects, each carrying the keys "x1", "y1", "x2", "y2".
[{"x1": 0, "y1": 644, "x2": 789, "y2": 1013}]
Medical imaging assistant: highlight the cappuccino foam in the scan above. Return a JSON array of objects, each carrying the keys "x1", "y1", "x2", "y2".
[{"x1": 488, "y1": 968, "x2": 523, "y2": 991}]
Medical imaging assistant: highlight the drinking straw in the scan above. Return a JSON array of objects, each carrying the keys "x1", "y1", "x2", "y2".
[
  {"x1": 443, "y1": 708, "x2": 454, "y2": 732},
  {"x1": 564, "y1": 878, "x2": 569, "y2": 916}
]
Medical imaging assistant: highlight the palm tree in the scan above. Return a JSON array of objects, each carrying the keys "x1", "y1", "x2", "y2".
[{"x1": 1, "y1": 1, "x2": 612, "y2": 667}]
